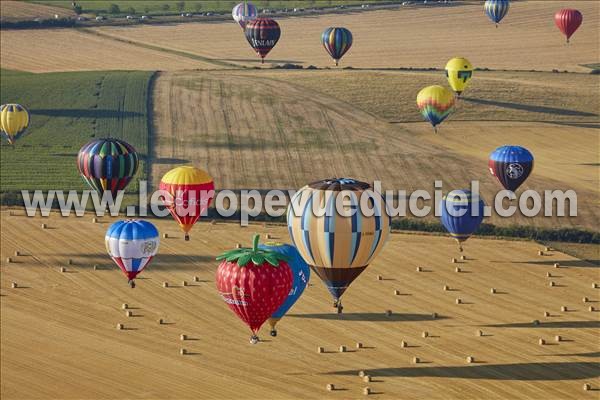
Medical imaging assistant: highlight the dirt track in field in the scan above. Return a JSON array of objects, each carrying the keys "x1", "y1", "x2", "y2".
[
  {"x1": 0, "y1": 1, "x2": 74, "y2": 22},
  {"x1": 1, "y1": 211, "x2": 598, "y2": 399}
]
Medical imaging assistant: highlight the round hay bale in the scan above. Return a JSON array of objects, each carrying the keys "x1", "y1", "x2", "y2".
[
  {"x1": 545, "y1": 246, "x2": 551, "y2": 251},
  {"x1": 583, "y1": 297, "x2": 589, "y2": 303},
  {"x1": 158, "y1": 318, "x2": 164, "y2": 324},
  {"x1": 180, "y1": 348, "x2": 187, "y2": 355},
  {"x1": 583, "y1": 383, "x2": 591, "y2": 391},
  {"x1": 363, "y1": 375, "x2": 371, "y2": 383},
  {"x1": 14, "y1": 251, "x2": 20, "y2": 257},
  {"x1": 116, "y1": 323, "x2": 123, "y2": 330},
  {"x1": 467, "y1": 356, "x2": 474, "y2": 363},
  {"x1": 416, "y1": 266, "x2": 422, "y2": 272},
  {"x1": 554, "y1": 263, "x2": 560, "y2": 268},
  {"x1": 546, "y1": 272, "x2": 551, "y2": 277},
  {"x1": 460, "y1": 255, "x2": 466, "y2": 261},
  {"x1": 455, "y1": 267, "x2": 461, "y2": 273},
  {"x1": 544, "y1": 311, "x2": 550, "y2": 317},
  {"x1": 356, "y1": 342, "x2": 363, "y2": 349},
  {"x1": 210, "y1": 220, "x2": 216, "y2": 225},
  {"x1": 339, "y1": 345, "x2": 346, "y2": 353},
  {"x1": 561, "y1": 306, "x2": 567, "y2": 312},
  {"x1": 41, "y1": 223, "x2": 47, "y2": 229},
  {"x1": 182, "y1": 280, "x2": 187, "y2": 287},
  {"x1": 476, "y1": 330, "x2": 482, "y2": 337},
  {"x1": 326, "y1": 384, "x2": 334, "y2": 391},
  {"x1": 532, "y1": 320, "x2": 540, "y2": 325},
  {"x1": 539, "y1": 338, "x2": 545, "y2": 345},
  {"x1": 490, "y1": 288, "x2": 496, "y2": 294},
  {"x1": 162, "y1": 233, "x2": 169, "y2": 239},
  {"x1": 363, "y1": 387, "x2": 371, "y2": 396},
  {"x1": 194, "y1": 276, "x2": 200, "y2": 282},
  {"x1": 431, "y1": 312, "x2": 438, "y2": 319},
  {"x1": 549, "y1": 281, "x2": 555, "y2": 287},
  {"x1": 93, "y1": 265, "x2": 99, "y2": 270},
  {"x1": 394, "y1": 289, "x2": 400, "y2": 295},
  {"x1": 376, "y1": 275, "x2": 383, "y2": 281},
  {"x1": 235, "y1": 243, "x2": 242, "y2": 249},
  {"x1": 126, "y1": 310, "x2": 132, "y2": 317},
  {"x1": 400, "y1": 340, "x2": 407, "y2": 348},
  {"x1": 555, "y1": 335, "x2": 562, "y2": 342},
  {"x1": 180, "y1": 334, "x2": 187, "y2": 341},
  {"x1": 163, "y1": 282, "x2": 169, "y2": 288},
  {"x1": 538, "y1": 250, "x2": 544, "y2": 256},
  {"x1": 443, "y1": 285, "x2": 449, "y2": 291},
  {"x1": 456, "y1": 298, "x2": 462, "y2": 304},
  {"x1": 413, "y1": 357, "x2": 420, "y2": 364},
  {"x1": 358, "y1": 370, "x2": 366, "y2": 377},
  {"x1": 11, "y1": 282, "x2": 17, "y2": 288},
  {"x1": 317, "y1": 347, "x2": 324, "y2": 353},
  {"x1": 422, "y1": 331, "x2": 428, "y2": 338},
  {"x1": 6, "y1": 257, "x2": 12, "y2": 264},
  {"x1": 385, "y1": 310, "x2": 392, "y2": 316},
  {"x1": 593, "y1": 283, "x2": 598, "y2": 289},
  {"x1": 122, "y1": 303, "x2": 128, "y2": 310},
  {"x1": 68, "y1": 259, "x2": 73, "y2": 265},
  {"x1": 451, "y1": 258, "x2": 457, "y2": 263},
  {"x1": 92, "y1": 217, "x2": 98, "y2": 223},
  {"x1": 589, "y1": 306, "x2": 595, "y2": 312},
  {"x1": 60, "y1": 267, "x2": 66, "y2": 273},
  {"x1": 265, "y1": 233, "x2": 272, "y2": 240}
]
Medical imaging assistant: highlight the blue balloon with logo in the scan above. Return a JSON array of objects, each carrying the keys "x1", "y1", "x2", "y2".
[
  {"x1": 258, "y1": 242, "x2": 310, "y2": 336},
  {"x1": 440, "y1": 189, "x2": 485, "y2": 252}
]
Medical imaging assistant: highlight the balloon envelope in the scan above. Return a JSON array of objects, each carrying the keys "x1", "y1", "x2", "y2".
[
  {"x1": 484, "y1": 0, "x2": 510, "y2": 25},
  {"x1": 244, "y1": 18, "x2": 280, "y2": 62},
  {"x1": 287, "y1": 178, "x2": 390, "y2": 303},
  {"x1": 321, "y1": 27, "x2": 353, "y2": 66},
  {"x1": 159, "y1": 166, "x2": 214, "y2": 240},
  {"x1": 445, "y1": 57, "x2": 473, "y2": 95},
  {"x1": 77, "y1": 138, "x2": 139, "y2": 199},
  {"x1": 440, "y1": 190, "x2": 485, "y2": 248},
  {"x1": 232, "y1": 2, "x2": 257, "y2": 29},
  {"x1": 0, "y1": 103, "x2": 29, "y2": 144},
  {"x1": 105, "y1": 219, "x2": 159, "y2": 281},
  {"x1": 259, "y1": 242, "x2": 310, "y2": 330},
  {"x1": 489, "y1": 145, "x2": 534, "y2": 192},
  {"x1": 416, "y1": 85, "x2": 455, "y2": 131},
  {"x1": 554, "y1": 9, "x2": 583, "y2": 42}
]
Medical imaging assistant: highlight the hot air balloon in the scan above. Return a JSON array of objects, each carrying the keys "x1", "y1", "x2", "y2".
[
  {"x1": 159, "y1": 166, "x2": 214, "y2": 241},
  {"x1": 216, "y1": 234, "x2": 292, "y2": 344},
  {"x1": 77, "y1": 138, "x2": 139, "y2": 199},
  {"x1": 244, "y1": 18, "x2": 280, "y2": 63},
  {"x1": 321, "y1": 27, "x2": 353, "y2": 66},
  {"x1": 554, "y1": 9, "x2": 583, "y2": 43},
  {"x1": 489, "y1": 145, "x2": 534, "y2": 192},
  {"x1": 232, "y1": 1, "x2": 257, "y2": 29},
  {"x1": 105, "y1": 219, "x2": 159, "y2": 288},
  {"x1": 287, "y1": 178, "x2": 390, "y2": 313},
  {"x1": 258, "y1": 242, "x2": 309, "y2": 336},
  {"x1": 440, "y1": 190, "x2": 485, "y2": 252},
  {"x1": 484, "y1": 0, "x2": 509, "y2": 27},
  {"x1": 445, "y1": 57, "x2": 473, "y2": 96},
  {"x1": 416, "y1": 85, "x2": 455, "y2": 133},
  {"x1": 0, "y1": 104, "x2": 30, "y2": 145}
]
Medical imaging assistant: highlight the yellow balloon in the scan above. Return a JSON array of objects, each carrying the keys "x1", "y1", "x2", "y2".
[
  {"x1": 445, "y1": 57, "x2": 473, "y2": 95},
  {"x1": 0, "y1": 104, "x2": 30, "y2": 144}
]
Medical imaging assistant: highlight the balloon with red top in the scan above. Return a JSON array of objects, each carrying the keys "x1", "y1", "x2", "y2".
[
  {"x1": 554, "y1": 9, "x2": 583, "y2": 43},
  {"x1": 216, "y1": 234, "x2": 293, "y2": 344}
]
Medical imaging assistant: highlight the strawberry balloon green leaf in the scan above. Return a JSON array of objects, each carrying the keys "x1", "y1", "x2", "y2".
[{"x1": 216, "y1": 234, "x2": 289, "y2": 267}]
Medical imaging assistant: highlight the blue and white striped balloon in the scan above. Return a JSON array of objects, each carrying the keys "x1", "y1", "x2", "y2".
[
  {"x1": 232, "y1": 2, "x2": 257, "y2": 29},
  {"x1": 105, "y1": 220, "x2": 159, "y2": 287},
  {"x1": 484, "y1": 0, "x2": 510, "y2": 26}
]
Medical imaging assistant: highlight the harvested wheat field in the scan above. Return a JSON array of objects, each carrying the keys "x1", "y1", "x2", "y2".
[
  {"x1": 0, "y1": 29, "x2": 216, "y2": 73},
  {"x1": 0, "y1": 0, "x2": 74, "y2": 22},
  {"x1": 1, "y1": 210, "x2": 598, "y2": 399},
  {"x1": 150, "y1": 70, "x2": 599, "y2": 231},
  {"x1": 93, "y1": 0, "x2": 599, "y2": 72}
]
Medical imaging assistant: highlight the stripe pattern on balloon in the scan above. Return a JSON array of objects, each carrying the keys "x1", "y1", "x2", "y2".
[{"x1": 321, "y1": 27, "x2": 353, "y2": 66}]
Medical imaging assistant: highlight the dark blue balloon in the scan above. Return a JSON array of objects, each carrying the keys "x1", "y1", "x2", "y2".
[
  {"x1": 440, "y1": 190, "x2": 485, "y2": 250},
  {"x1": 489, "y1": 145, "x2": 534, "y2": 192},
  {"x1": 258, "y1": 243, "x2": 310, "y2": 321}
]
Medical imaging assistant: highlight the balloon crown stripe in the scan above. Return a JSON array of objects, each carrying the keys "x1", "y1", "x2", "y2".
[{"x1": 216, "y1": 234, "x2": 289, "y2": 267}]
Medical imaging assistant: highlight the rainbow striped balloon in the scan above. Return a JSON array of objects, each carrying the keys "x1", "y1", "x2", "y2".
[
  {"x1": 416, "y1": 85, "x2": 455, "y2": 133},
  {"x1": 321, "y1": 27, "x2": 353, "y2": 66}
]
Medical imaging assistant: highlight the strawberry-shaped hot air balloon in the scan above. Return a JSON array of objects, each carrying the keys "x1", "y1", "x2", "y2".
[
  {"x1": 216, "y1": 235, "x2": 292, "y2": 344},
  {"x1": 244, "y1": 18, "x2": 280, "y2": 64},
  {"x1": 105, "y1": 219, "x2": 159, "y2": 288},
  {"x1": 159, "y1": 166, "x2": 214, "y2": 241},
  {"x1": 416, "y1": 85, "x2": 455, "y2": 133},
  {"x1": 258, "y1": 242, "x2": 309, "y2": 337},
  {"x1": 287, "y1": 178, "x2": 390, "y2": 314},
  {"x1": 77, "y1": 138, "x2": 139, "y2": 200},
  {"x1": 554, "y1": 9, "x2": 583, "y2": 44}
]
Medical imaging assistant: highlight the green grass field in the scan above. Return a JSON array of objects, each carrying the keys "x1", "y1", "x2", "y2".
[
  {"x1": 30, "y1": 0, "x2": 386, "y2": 16},
  {"x1": 0, "y1": 69, "x2": 153, "y2": 192}
]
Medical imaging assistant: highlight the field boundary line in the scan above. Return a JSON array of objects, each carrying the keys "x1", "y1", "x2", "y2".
[{"x1": 78, "y1": 28, "x2": 242, "y2": 69}]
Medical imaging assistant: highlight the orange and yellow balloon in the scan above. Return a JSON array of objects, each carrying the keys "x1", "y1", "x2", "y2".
[
  {"x1": 416, "y1": 85, "x2": 455, "y2": 133},
  {"x1": 0, "y1": 104, "x2": 29, "y2": 144},
  {"x1": 159, "y1": 166, "x2": 214, "y2": 241}
]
